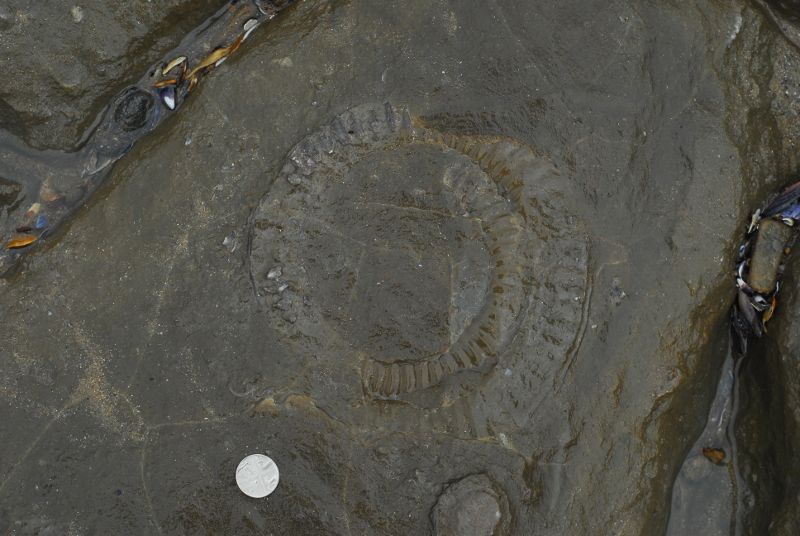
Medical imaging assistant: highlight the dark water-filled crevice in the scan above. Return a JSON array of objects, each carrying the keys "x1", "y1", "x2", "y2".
[
  {"x1": 735, "y1": 253, "x2": 800, "y2": 534},
  {"x1": 664, "y1": 321, "x2": 744, "y2": 536},
  {"x1": 641, "y1": 298, "x2": 736, "y2": 534},
  {"x1": 735, "y1": 334, "x2": 789, "y2": 534}
]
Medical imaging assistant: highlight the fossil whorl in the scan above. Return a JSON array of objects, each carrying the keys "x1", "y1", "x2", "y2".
[{"x1": 249, "y1": 103, "x2": 584, "y2": 400}]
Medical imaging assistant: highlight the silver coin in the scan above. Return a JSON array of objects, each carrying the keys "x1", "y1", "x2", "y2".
[{"x1": 235, "y1": 454, "x2": 280, "y2": 498}]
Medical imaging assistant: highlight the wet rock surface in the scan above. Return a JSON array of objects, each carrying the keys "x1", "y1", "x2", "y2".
[
  {"x1": 0, "y1": 0, "x2": 223, "y2": 149},
  {"x1": 1, "y1": 0, "x2": 798, "y2": 534}
]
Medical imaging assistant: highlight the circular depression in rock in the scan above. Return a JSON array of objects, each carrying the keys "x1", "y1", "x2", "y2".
[
  {"x1": 432, "y1": 474, "x2": 507, "y2": 536},
  {"x1": 249, "y1": 103, "x2": 587, "y2": 407},
  {"x1": 114, "y1": 89, "x2": 155, "y2": 132}
]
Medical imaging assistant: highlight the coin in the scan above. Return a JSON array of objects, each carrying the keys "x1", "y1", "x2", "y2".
[{"x1": 235, "y1": 454, "x2": 280, "y2": 498}]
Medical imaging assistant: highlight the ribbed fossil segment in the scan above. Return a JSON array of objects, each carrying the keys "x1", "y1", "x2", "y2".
[{"x1": 250, "y1": 103, "x2": 578, "y2": 400}]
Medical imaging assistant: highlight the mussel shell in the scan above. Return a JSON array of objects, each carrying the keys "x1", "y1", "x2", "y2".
[
  {"x1": 781, "y1": 202, "x2": 800, "y2": 220},
  {"x1": 737, "y1": 289, "x2": 764, "y2": 337},
  {"x1": 763, "y1": 180, "x2": 800, "y2": 217},
  {"x1": 159, "y1": 86, "x2": 176, "y2": 110},
  {"x1": 114, "y1": 89, "x2": 156, "y2": 133}
]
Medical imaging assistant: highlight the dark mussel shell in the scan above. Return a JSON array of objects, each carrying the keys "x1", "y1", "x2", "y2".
[
  {"x1": 159, "y1": 86, "x2": 176, "y2": 110},
  {"x1": 736, "y1": 289, "x2": 764, "y2": 337},
  {"x1": 763, "y1": 180, "x2": 800, "y2": 217}
]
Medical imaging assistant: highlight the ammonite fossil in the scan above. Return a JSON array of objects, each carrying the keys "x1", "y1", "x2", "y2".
[{"x1": 249, "y1": 103, "x2": 589, "y2": 411}]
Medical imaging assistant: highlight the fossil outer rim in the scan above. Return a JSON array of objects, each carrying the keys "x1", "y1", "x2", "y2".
[{"x1": 249, "y1": 103, "x2": 574, "y2": 400}]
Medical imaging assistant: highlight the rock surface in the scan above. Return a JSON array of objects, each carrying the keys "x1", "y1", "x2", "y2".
[{"x1": 0, "y1": 0, "x2": 796, "y2": 534}]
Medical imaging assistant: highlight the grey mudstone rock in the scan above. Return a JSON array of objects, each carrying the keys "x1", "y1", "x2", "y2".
[{"x1": 2, "y1": 0, "x2": 800, "y2": 533}]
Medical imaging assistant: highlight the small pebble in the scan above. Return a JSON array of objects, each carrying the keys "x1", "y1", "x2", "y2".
[
  {"x1": 610, "y1": 276, "x2": 626, "y2": 305},
  {"x1": 222, "y1": 231, "x2": 239, "y2": 252}
]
